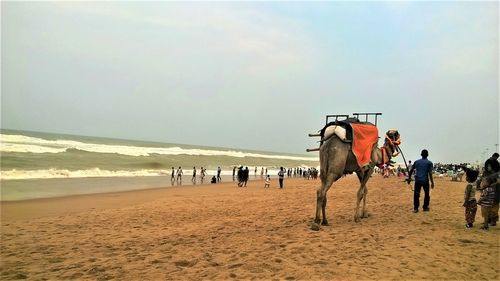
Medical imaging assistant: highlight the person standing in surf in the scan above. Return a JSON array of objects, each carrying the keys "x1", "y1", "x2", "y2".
[
  {"x1": 243, "y1": 167, "x2": 249, "y2": 187},
  {"x1": 176, "y1": 166, "x2": 183, "y2": 183},
  {"x1": 200, "y1": 167, "x2": 206, "y2": 183},
  {"x1": 192, "y1": 167, "x2": 197, "y2": 184},
  {"x1": 278, "y1": 167, "x2": 285, "y2": 189},
  {"x1": 217, "y1": 166, "x2": 222, "y2": 183}
]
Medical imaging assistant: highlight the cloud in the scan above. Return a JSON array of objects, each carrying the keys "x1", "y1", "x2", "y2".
[
  {"x1": 44, "y1": 2, "x2": 319, "y2": 77},
  {"x1": 420, "y1": 2, "x2": 497, "y2": 76}
]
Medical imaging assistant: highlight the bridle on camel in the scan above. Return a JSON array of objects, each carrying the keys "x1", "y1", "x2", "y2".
[
  {"x1": 384, "y1": 134, "x2": 413, "y2": 191},
  {"x1": 397, "y1": 146, "x2": 413, "y2": 191},
  {"x1": 381, "y1": 132, "x2": 413, "y2": 191},
  {"x1": 381, "y1": 132, "x2": 401, "y2": 164}
]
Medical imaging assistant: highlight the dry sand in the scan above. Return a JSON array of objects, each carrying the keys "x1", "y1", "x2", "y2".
[{"x1": 1, "y1": 175, "x2": 499, "y2": 280}]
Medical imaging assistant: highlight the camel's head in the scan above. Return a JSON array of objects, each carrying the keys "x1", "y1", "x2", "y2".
[{"x1": 384, "y1": 130, "x2": 401, "y2": 157}]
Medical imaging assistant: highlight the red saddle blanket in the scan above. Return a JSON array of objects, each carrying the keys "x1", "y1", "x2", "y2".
[{"x1": 350, "y1": 123, "x2": 379, "y2": 167}]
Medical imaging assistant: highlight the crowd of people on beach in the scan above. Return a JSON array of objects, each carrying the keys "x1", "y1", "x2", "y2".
[
  {"x1": 170, "y1": 166, "x2": 208, "y2": 185},
  {"x1": 167, "y1": 165, "x2": 319, "y2": 189}
]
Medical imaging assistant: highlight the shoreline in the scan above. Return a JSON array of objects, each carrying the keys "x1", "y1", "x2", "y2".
[
  {"x1": 1, "y1": 179, "x2": 244, "y2": 221},
  {"x1": 0, "y1": 174, "x2": 268, "y2": 201},
  {"x1": 1, "y1": 175, "x2": 291, "y2": 221}
]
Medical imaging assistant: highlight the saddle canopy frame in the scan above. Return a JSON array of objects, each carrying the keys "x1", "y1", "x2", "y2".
[
  {"x1": 307, "y1": 112, "x2": 383, "y2": 152},
  {"x1": 352, "y1": 112, "x2": 382, "y2": 126},
  {"x1": 325, "y1": 114, "x2": 350, "y2": 124},
  {"x1": 324, "y1": 113, "x2": 382, "y2": 126}
]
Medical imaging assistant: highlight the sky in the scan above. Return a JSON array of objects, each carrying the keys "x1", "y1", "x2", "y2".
[{"x1": 1, "y1": 1, "x2": 499, "y2": 164}]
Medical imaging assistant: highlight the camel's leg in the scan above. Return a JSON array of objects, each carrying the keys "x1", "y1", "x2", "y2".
[
  {"x1": 360, "y1": 169, "x2": 374, "y2": 218},
  {"x1": 314, "y1": 188, "x2": 323, "y2": 225},
  {"x1": 354, "y1": 184, "x2": 364, "y2": 222},
  {"x1": 314, "y1": 172, "x2": 338, "y2": 225},
  {"x1": 361, "y1": 185, "x2": 369, "y2": 218},
  {"x1": 321, "y1": 172, "x2": 340, "y2": 225},
  {"x1": 354, "y1": 169, "x2": 374, "y2": 221},
  {"x1": 354, "y1": 170, "x2": 367, "y2": 222},
  {"x1": 321, "y1": 193, "x2": 328, "y2": 225}
]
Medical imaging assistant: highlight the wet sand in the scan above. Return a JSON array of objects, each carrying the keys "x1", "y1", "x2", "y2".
[
  {"x1": 1, "y1": 175, "x2": 499, "y2": 280},
  {"x1": 0, "y1": 175, "x2": 237, "y2": 201}
]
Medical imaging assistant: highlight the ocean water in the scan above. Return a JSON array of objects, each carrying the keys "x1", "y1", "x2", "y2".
[
  {"x1": 0, "y1": 129, "x2": 319, "y2": 180},
  {"x1": 0, "y1": 130, "x2": 319, "y2": 200}
]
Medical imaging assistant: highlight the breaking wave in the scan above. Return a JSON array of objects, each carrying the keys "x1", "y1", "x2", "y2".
[
  {"x1": 0, "y1": 168, "x2": 283, "y2": 180},
  {"x1": 0, "y1": 134, "x2": 317, "y2": 161},
  {"x1": 0, "y1": 168, "x2": 170, "y2": 180}
]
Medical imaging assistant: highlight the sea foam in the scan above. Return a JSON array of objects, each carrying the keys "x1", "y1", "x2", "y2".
[
  {"x1": 0, "y1": 134, "x2": 317, "y2": 161},
  {"x1": 0, "y1": 168, "x2": 284, "y2": 180}
]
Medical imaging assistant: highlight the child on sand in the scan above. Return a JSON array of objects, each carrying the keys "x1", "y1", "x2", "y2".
[
  {"x1": 463, "y1": 169, "x2": 479, "y2": 228},
  {"x1": 477, "y1": 176, "x2": 496, "y2": 230},
  {"x1": 264, "y1": 175, "x2": 270, "y2": 188}
]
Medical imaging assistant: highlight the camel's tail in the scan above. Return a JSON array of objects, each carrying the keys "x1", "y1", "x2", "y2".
[{"x1": 319, "y1": 144, "x2": 329, "y2": 179}]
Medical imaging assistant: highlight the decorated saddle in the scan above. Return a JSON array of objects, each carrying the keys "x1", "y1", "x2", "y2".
[{"x1": 320, "y1": 118, "x2": 379, "y2": 168}]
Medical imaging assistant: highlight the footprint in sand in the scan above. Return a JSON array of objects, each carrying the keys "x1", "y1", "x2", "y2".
[
  {"x1": 48, "y1": 257, "x2": 65, "y2": 264},
  {"x1": 174, "y1": 259, "x2": 197, "y2": 267},
  {"x1": 228, "y1": 263, "x2": 243, "y2": 269},
  {"x1": 87, "y1": 266, "x2": 105, "y2": 275},
  {"x1": 457, "y1": 239, "x2": 482, "y2": 244}
]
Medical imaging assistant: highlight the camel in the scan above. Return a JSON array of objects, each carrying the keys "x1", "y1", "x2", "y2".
[{"x1": 310, "y1": 125, "x2": 401, "y2": 230}]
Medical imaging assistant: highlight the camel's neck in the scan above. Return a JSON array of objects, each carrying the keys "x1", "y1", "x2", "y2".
[{"x1": 374, "y1": 144, "x2": 393, "y2": 166}]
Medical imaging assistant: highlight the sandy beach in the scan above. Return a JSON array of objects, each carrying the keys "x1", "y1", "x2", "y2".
[{"x1": 1, "y1": 175, "x2": 499, "y2": 280}]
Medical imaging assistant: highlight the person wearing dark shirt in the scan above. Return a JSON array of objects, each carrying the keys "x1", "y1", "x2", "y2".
[
  {"x1": 278, "y1": 167, "x2": 285, "y2": 189},
  {"x1": 482, "y1": 153, "x2": 499, "y2": 227},
  {"x1": 237, "y1": 166, "x2": 244, "y2": 187},
  {"x1": 243, "y1": 167, "x2": 249, "y2": 187},
  {"x1": 407, "y1": 149, "x2": 435, "y2": 213},
  {"x1": 217, "y1": 166, "x2": 222, "y2": 183},
  {"x1": 191, "y1": 167, "x2": 197, "y2": 184},
  {"x1": 483, "y1": 153, "x2": 499, "y2": 177}
]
